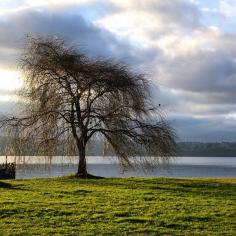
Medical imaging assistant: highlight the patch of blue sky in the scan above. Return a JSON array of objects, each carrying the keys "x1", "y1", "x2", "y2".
[
  {"x1": 69, "y1": 1, "x2": 116, "y2": 23},
  {"x1": 198, "y1": 0, "x2": 236, "y2": 33},
  {"x1": 68, "y1": 5, "x2": 100, "y2": 22},
  {"x1": 203, "y1": 14, "x2": 236, "y2": 34}
]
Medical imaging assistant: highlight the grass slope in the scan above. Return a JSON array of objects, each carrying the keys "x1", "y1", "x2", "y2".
[{"x1": 0, "y1": 177, "x2": 235, "y2": 235}]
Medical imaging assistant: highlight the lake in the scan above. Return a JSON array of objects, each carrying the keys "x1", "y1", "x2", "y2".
[{"x1": 1, "y1": 156, "x2": 236, "y2": 179}]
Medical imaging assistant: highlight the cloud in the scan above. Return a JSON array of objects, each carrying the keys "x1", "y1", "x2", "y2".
[
  {"x1": 171, "y1": 113, "x2": 236, "y2": 142},
  {"x1": 0, "y1": 5, "x2": 158, "y2": 66},
  {"x1": 97, "y1": 1, "x2": 236, "y2": 104},
  {"x1": 219, "y1": 0, "x2": 236, "y2": 18},
  {"x1": 0, "y1": 6, "x2": 140, "y2": 106},
  {"x1": 97, "y1": 0, "x2": 203, "y2": 45},
  {"x1": 95, "y1": 0, "x2": 236, "y2": 140},
  {"x1": 155, "y1": 28, "x2": 236, "y2": 106},
  {"x1": 0, "y1": 0, "x2": 236, "y2": 141},
  {"x1": 138, "y1": 0, "x2": 202, "y2": 29},
  {"x1": 0, "y1": 9, "x2": 113, "y2": 57}
]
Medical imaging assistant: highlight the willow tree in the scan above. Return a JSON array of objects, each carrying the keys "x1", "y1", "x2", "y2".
[{"x1": 1, "y1": 37, "x2": 176, "y2": 178}]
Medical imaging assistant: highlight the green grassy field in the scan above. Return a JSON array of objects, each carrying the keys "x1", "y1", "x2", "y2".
[{"x1": 0, "y1": 177, "x2": 235, "y2": 235}]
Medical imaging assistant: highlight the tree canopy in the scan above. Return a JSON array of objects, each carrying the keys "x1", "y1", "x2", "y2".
[{"x1": 1, "y1": 36, "x2": 176, "y2": 178}]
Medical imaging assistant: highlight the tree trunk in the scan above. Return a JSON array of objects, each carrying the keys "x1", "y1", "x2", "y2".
[{"x1": 77, "y1": 144, "x2": 87, "y2": 178}]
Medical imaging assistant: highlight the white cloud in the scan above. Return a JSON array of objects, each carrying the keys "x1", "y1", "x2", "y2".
[
  {"x1": 96, "y1": 0, "x2": 202, "y2": 46},
  {"x1": 14, "y1": 0, "x2": 96, "y2": 8},
  {"x1": 219, "y1": 0, "x2": 236, "y2": 18}
]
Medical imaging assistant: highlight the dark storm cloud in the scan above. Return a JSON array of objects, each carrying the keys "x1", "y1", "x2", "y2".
[
  {"x1": 170, "y1": 114, "x2": 236, "y2": 142},
  {"x1": 158, "y1": 47, "x2": 236, "y2": 106},
  {"x1": 151, "y1": 85, "x2": 236, "y2": 116},
  {"x1": 160, "y1": 49, "x2": 236, "y2": 92},
  {"x1": 0, "y1": 9, "x2": 118, "y2": 61},
  {"x1": 0, "y1": 7, "x2": 159, "y2": 70}
]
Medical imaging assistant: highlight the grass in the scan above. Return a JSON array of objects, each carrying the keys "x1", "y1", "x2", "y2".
[{"x1": 0, "y1": 177, "x2": 235, "y2": 235}]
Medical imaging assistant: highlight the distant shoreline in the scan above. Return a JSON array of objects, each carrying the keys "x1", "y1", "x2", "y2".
[{"x1": 1, "y1": 141, "x2": 236, "y2": 157}]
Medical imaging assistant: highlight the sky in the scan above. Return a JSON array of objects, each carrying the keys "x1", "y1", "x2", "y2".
[{"x1": 0, "y1": 0, "x2": 236, "y2": 142}]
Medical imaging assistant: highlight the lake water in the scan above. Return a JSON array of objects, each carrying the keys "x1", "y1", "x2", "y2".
[{"x1": 1, "y1": 156, "x2": 236, "y2": 179}]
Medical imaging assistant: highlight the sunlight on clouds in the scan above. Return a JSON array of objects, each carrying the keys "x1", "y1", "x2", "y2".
[
  {"x1": 156, "y1": 28, "x2": 220, "y2": 58},
  {"x1": 0, "y1": 69, "x2": 22, "y2": 91},
  {"x1": 96, "y1": 11, "x2": 157, "y2": 47},
  {"x1": 0, "y1": 0, "x2": 235, "y2": 140},
  {"x1": 96, "y1": 1, "x2": 223, "y2": 59},
  {"x1": 226, "y1": 112, "x2": 236, "y2": 120}
]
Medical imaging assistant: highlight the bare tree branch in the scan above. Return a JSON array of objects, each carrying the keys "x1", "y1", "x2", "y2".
[{"x1": 0, "y1": 36, "x2": 176, "y2": 178}]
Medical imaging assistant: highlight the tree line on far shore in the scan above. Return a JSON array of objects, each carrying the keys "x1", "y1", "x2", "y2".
[{"x1": 0, "y1": 136, "x2": 235, "y2": 157}]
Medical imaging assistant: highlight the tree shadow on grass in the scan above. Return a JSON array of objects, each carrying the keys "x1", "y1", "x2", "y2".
[
  {"x1": 0, "y1": 181, "x2": 12, "y2": 189},
  {"x1": 0, "y1": 181, "x2": 26, "y2": 191},
  {"x1": 56, "y1": 177, "x2": 236, "y2": 199},
  {"x1": 146, "y1": 179, "x2": 236, "y2": 198}
]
